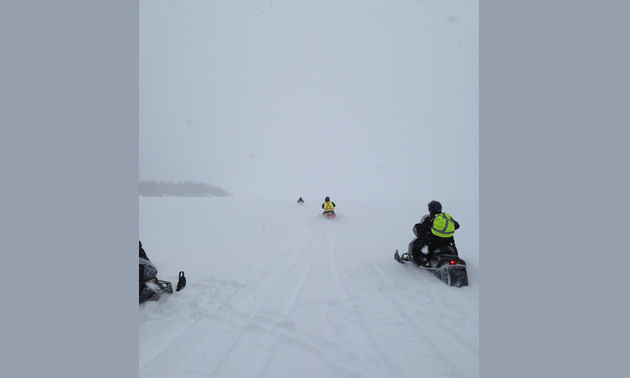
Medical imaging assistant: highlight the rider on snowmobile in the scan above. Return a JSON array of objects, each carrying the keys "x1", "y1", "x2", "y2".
[
  {"x1": 322, "y1": 196, "x2": 336, "y2": 216},
  {"x1": 407, "y1": 200, "x2": 460, "y2": 266}
]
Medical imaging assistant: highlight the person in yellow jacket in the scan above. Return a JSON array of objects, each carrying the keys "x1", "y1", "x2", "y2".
[
  {"x1": 403, "y1": 200, "x2": 460, "y2": 266},
  {"x1": 321, "y1": 196, "x2": 336, "y2": 217}
]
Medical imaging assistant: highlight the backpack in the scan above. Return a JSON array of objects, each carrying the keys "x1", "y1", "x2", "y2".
[{"x1": 431, "y1": 213, "x2": 455, "y2": 238}]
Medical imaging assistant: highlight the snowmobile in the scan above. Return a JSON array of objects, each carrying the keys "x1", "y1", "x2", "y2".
[
  {"x1": 140, "y1": 257, "x2": 186, "y2": 304},
  {"x1": 323, "y1": 211, "x2": 336, "y2": 219},
  {"x1": 394, "y1": 242, "x2": 468, "y2": 288}
]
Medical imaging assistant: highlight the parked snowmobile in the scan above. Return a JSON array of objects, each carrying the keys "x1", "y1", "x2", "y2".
[
  {"x1": 140, "y1": 257, "x2": 186, "y2": 304},
  {"x1": 394, "y1": 243, "x2": 468, "y2": 287}
]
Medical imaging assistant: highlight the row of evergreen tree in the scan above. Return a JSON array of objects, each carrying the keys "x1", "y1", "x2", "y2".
[{"x1": 139, "y1": 180, "x2": 232, "y2": 197}]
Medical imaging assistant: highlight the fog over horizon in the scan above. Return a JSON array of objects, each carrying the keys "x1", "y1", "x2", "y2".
[{"x1": 140, "y1": 0, "x2": 478, "y2": 201}]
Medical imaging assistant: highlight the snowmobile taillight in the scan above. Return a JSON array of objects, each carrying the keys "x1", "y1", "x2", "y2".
[{"x1": 449, "y1": 260, "x2": 457, "y2": 265}]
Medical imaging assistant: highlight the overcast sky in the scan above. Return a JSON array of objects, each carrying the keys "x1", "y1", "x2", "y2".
[{"x1": 140, "y1": 0, "x2": 478, "y2": 201}]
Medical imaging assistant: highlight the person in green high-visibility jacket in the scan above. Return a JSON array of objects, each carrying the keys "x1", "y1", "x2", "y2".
[
  {"x1": 321, "y1": 196, "x2": 336, "y2": 216},
  {"x1": 402, "y1": 200, "x2": 460, "y2": 266}
]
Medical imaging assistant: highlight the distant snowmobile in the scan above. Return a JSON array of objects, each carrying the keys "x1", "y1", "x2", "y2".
[
  {"x1": 323, "y1": 211, "x2": 336, "y2": 219},
  {"x1": 321, "y1": 196, "x2": 336, "y2": 219}
]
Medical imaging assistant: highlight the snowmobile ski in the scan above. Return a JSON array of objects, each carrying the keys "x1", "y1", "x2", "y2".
[{"x1": 393, "y1": 247, "x2": 469, "y2": 287}]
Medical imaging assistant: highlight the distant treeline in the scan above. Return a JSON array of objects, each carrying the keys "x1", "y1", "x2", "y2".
[{"x1": 139, "y1": 180, "x2": 232, "y2": 197}]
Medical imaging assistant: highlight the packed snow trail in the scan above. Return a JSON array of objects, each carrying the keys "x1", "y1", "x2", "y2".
[{"x1": 139, "y1": 198, "x2": 479, "y2": 377}]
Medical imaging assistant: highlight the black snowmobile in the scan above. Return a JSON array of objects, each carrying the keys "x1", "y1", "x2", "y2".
[
  {"x1": 394, "y1": 241, "x2": 468, "y2": 288},
  {"x1": 140, "y1": 257, "x2": 186, "y2": 304}
]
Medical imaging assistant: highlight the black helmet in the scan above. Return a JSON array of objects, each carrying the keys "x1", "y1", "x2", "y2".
[
  {"x1": 325, "y1": 196, "x2": 330, "y2": 202},
  {"x1": 428, "y1": 200, "x2": 442, "y2": 213}
]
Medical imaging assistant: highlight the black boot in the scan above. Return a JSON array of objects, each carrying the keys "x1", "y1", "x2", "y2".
[{"x1": 413, "y1": 252, "x2": 430, "y2": 267}]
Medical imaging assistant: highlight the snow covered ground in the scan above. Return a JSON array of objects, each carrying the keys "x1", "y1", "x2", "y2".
[{"x1": 139, "y1": 196, "x2": 479, "y2": 377}]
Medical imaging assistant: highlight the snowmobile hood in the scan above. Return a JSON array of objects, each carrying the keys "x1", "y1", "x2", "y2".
[
  {"x1": 140, "y1": 258, "x2": 157, "y2": 272},
  {"x1": 140, "y1": 257, "x2": 153, "y2": 266}
]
